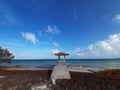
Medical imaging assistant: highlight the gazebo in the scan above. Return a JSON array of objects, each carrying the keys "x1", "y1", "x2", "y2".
[{"x1": 54, "y1": 52, "x2": 69, "y2": 63}]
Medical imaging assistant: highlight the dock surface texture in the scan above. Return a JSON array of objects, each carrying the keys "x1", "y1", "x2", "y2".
[{"x1": 51, "y1": 62, "x2": 71, "y2": 83}]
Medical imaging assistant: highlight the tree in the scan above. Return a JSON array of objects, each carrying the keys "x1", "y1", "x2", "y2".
[{"x1": 0, "y1": 47, "x2": 14, "y2": 64}]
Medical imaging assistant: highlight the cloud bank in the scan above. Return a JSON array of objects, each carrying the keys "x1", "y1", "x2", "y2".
[{"x1": 77, "y1": 33, "x2": 120, "y2": 58}]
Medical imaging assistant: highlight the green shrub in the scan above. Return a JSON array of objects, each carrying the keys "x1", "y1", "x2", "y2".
[{"x1": 0, "y1": 47, "x2": 14, "y2": 64}]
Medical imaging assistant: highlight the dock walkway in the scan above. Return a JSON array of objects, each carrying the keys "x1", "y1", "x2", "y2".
[{"x1": 50, "y1": 62, "x2": 71, "y2": 84}]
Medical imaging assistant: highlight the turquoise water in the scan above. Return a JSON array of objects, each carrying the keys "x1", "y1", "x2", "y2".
[{"x1": 1, "y1": 59, "x2": 120, "y2": 70}]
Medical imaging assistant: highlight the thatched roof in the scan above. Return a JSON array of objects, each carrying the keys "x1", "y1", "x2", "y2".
[{"x1": 54, "y1": 52, "x2": 69, "y2": 56}]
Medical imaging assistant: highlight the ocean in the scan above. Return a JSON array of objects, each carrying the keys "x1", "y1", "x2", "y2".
[{"x1": 1, "y1": 59, "x2": 120, "y2": 70}]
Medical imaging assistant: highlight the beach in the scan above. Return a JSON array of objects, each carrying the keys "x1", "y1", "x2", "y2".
[
  {"x1": 0, "y1": 59, "x2": 120, "y2": 90},
  {"x1": 0, "y1": 67, "x2": 120, "y2": 90}
]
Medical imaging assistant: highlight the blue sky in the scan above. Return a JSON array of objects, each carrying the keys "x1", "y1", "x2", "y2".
[{"x1": 0, "y1": 0, "x2": 120, "y2": 59}]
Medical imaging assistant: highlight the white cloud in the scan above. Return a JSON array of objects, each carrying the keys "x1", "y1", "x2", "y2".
[
  {"x1": 5, "y1": 11, "x2": 21, "y2": 24},
  {"x1": 112, "y1": 14, "x2": 120, "y2": 23},
  {"x1": 51, "y1": 49, "x2": 59, "y2": 54},
  {"x1": 76, "y1": 48, "x2": 81, "y2": 52},
  {"x1": 47, "y1": 48, "x2": 59, "y2": 54},
  {"x1": 76, "y1": 33, "x2": 120, "y2": 58},
  {"x1": 96, "y1": 33, "x2": 120, "y2": 52},
  {"x1": 73, "y1": 48, "x2": 85, "y2": 56},
  {"x1": 77, "y1": 52, "x2": 84, "y2": 56},
  {"x1": 53, "y1": 41, "x2": 59, "y2": 47},
  {"x1": 87, "y1": 45, "x2": 95, "y2": 52},
  {"x1": 38, "y1": 31, "x2": 43, "y2": 37},
  {"x1": 96, "y1": 41, "x2": 113, "y2": 51},
  {"x1": 0, "y1": 1, "x2": 21, "y2": 25},
  {"x1": 46, "y1": 25, "x2": 60, "y2": 34},
  {"x1": 87, "y1": 44, "x2": 96, "y2": 54},
  {"x1": 21, "y1": 32, "x2": 38, "y2": 44}
]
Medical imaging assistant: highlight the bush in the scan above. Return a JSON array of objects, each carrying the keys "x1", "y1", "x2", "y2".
[{"x1": 0, "y1": 47, "x2": 14, "y2": 64}]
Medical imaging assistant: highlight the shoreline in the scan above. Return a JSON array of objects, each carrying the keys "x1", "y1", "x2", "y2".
[
  {"x1": 2, "y1": 59, "x2": 120, "y2": 70},
  {"x1": 0, "y1": 68, "x2": 120, "y2": 90},
  {"x1": 0, "y1": 65, "x2": 107, "y2": 73}
]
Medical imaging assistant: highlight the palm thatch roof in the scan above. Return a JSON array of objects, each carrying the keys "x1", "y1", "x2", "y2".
[{"x1": 54, "y1": 52, "x2": 69, "y2": 56}]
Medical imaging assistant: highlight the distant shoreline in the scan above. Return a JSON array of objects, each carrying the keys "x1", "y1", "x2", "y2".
[
  {"x1": 13, "y1": 58, "x2": 120, "y2": 61},
  {"x1": 1, "y1": 59, "x2": 120, "y2": 71}
]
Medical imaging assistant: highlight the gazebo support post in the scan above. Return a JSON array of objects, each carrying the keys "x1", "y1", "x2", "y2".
[
  {"x1": 64, "y1": 55, "x2": 66, "y2": 62},
  {"x1": 58, "y1": 55, "x2": 60, "y2": 63}
]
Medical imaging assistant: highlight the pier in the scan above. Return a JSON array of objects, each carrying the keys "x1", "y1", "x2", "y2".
[{"x1": 50, "y1": 52, "x2": 71, "y2": 84}]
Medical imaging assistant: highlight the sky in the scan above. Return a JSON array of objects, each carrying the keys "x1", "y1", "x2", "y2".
[{"x1": 0, "y1": 0, "x2": 120, "y2": 59}]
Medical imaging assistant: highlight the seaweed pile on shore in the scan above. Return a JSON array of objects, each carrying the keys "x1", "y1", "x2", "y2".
[
  {"x1": 0, "y1": 69, "x2": 120, "y2": 90},
  {"x1": 54, "y1": 70, "x2": 120, "y2": 90},
  {"x1": 0, "y1": 70, "x2": 52, "y2": 90}
]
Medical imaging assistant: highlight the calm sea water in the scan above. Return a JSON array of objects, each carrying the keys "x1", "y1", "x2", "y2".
[{"x1": 1, "y1": 59, "x2": 120, "y2": 70}]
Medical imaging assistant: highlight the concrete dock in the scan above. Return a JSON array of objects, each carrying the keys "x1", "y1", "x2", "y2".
[{"x1": 50, "y1": 62, "x2": 71, "y2": 84}]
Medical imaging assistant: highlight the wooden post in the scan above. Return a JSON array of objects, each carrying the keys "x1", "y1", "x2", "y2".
[
  {"x1": 64, "y1": 55, "x2": 66, "y2": 62},
  {"x1": 58, "y1": 55, "x2": 60, "y2": 63}
]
